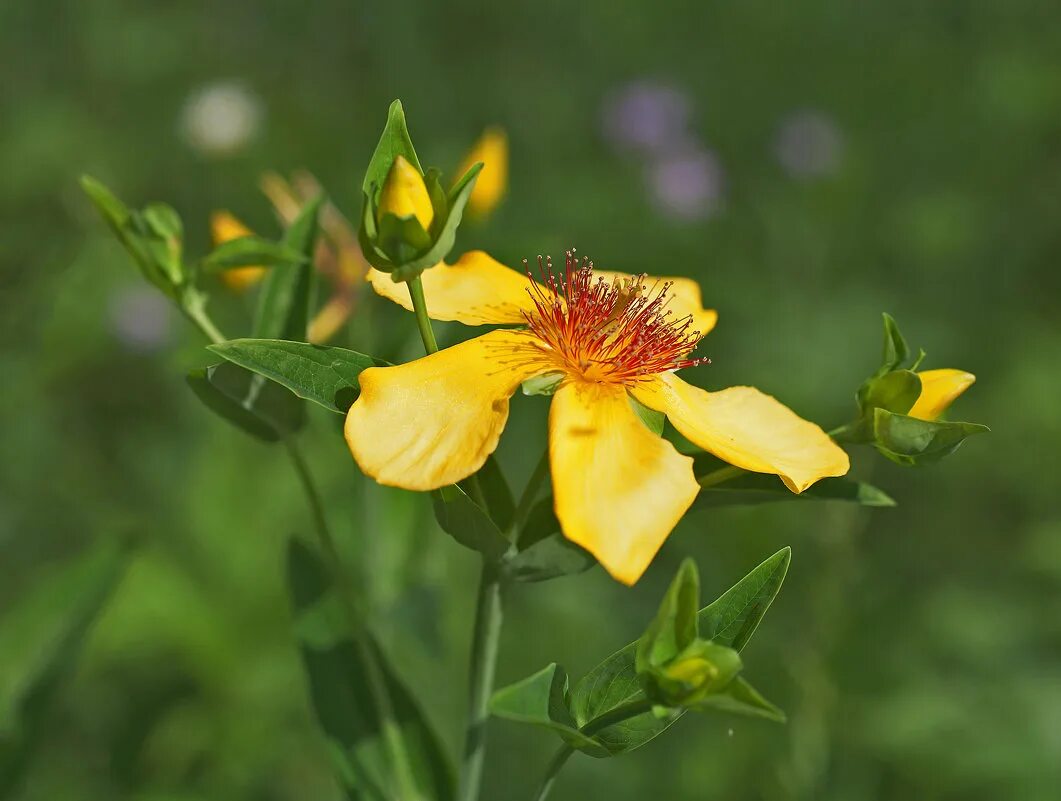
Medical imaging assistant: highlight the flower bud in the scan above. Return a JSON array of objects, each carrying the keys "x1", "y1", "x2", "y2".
[{"x1": 377, "y1": 155, "x2": 434, "y2": 231}]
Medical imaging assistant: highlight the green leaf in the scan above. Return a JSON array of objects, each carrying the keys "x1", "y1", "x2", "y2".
[
  {"x1": 201, "y1": 236, "x2": 309, "y2": 271},
  {"x1": 628, "y1": 395, "x2": 665, "y2": 436},
  {"x1": 361, "y1": 99, "x2": 424, "y2": 202},
  {"x1": 858, "y1": 369, "x2": 921, "y2": 417},
  {"x1": 567, "y1": 548, "x2": 790, "y2": 756},
  {"x1": 80, "y1": 174, "x2": 129, "y2": 229},
  {"x1": 376, "y1": 212, "x2": 432, "y2": 265},
  {"x1": 287, "y1": 539, "x2": 453, "y2": 801},
  {"x1": 476, "y1": 456, "x2": 515, "y2": 532},
  {"x1": 693, "y1": 474, "x2": 895, "y2": 508},
  {"x1": 881, "y1": 312, "x2": 909, "y2": 372},
  {"x1": 489, "y1": 664, "x2": 605, "y2": 755},
  {"x1": 253, "y1": 195, "x2": 323, "y2": 341},
  {"x1": 431, "y1": 485, "x2": 511, "y2": 561},
  {"x1": 636, "y1": 559, "x2": 700, "y2": 674},
  {"x1": 390, "y1": 163, "x2": 482, "y2": 282},
  {"x1": 873, "y1": 408, "x2": 990, "y2": 466},
  {"x1": 209, "y1": 339, "x2": 385, "y2": 414},
  {"x1": 503, "y1": 498, "x2": 596, "y2": 582},
  {"x1": 694, "y1": 676, "x2": 785, "y2": 722},
  {"x1": 186, "y1": 362, "x2": 306, "y2": 442},
  {"x1": 0, "y1": 539, "x2": 131, "y2": 792}
]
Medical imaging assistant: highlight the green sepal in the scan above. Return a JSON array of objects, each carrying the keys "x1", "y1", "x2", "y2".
[
  {"x1": 562, "y1": 548, "x2": 790, "y2": 757},
  {"x1": 880, "y1": 312, "x2": 909, "y2": 373},
  {"x1": 209, "y1": 338, "x2": 387, "y2": 414},
  {"x1": 253, "y1": 194, "x2": 323, "y2": 341},
  {"x1": 200, "y1": 236, "x2": 309, "y2": 271},
  {"x1": 641, "y1": 640, "x2": 743, "y2": 708},
  {"x1": 693, "y1": 676, "x2": 785, "y2": 722},
  {"x1": 628, "y1": 394, "x2": 665, "y2": 436},
  {"x1": 431, "y1": 485, "x2": 511, "y2": 561},
  {"x1": 422, "y1": 167, "x2": 448, "y2": 237},
  {"x1": 376, "y1": 211, "x2": 432, "y2": 265},
  {"x1": 140, "y1": 202, "x2": 185, "y2": 285},
  {"x1": 521, "y1": 372, "x2": 565, "y2": 397},
  {"x1": 635, "y1": 559, "x2": 700, "y2": 674},
  {"x1": 502, "y1": 498, "x2": 596, "y2": 583},
  {"x1": 186, "y1": 362, "x2": 306, "y2": 442},
  {"x1": 872, "y1": 408, "x2": 990, "y2": 465},
  {"x1": 488, "y1": 664, "x2": 607, "y2": 757},
  {"x1": 389, "y1": 162, "x2": 483, "y2": 282},
  {"x1": 361, "y1": 99, "x2": 423, "y2": 203},
  {"x1": 858, "y1": 369, "x2": 921, "y2": 417}
]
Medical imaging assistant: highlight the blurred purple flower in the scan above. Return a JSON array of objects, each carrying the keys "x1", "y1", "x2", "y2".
[
  {"x1": 601, "y1": 81, "x2": 692, "y2": 155},
  {"x1": 648, "y1": 148, "x2": 725, "y2": 220},
  {"x1": 773, "y1": 109, "x2": 844, "y2": 179},
  {"x1": 109, "y1": 286, "x2": 173, "y2": 351}
]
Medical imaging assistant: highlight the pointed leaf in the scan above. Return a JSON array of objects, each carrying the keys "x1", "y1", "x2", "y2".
[
  {"x1": 881, "y1": 312, "x2": 909, "y2": 372},
  {"x1": 693, "y1": 676, "x2": 785, "y2": 722},
  {"x1": 209, "y1": 339, "x2": 386, "y2": 414},
  {"x1": 431, "y1": 485, "x2": 510, "y2": 561},
  {"x1": 201, "y1": 236, "x2": 309, "y2": 271},
  {"x1": 873, "y1": 409, "x2": 989, "y2": 466},
  {"x1": 636, "y1": 559, "x2": 699, "y2": 674},
  {"x1": 693, "y1": 474, "x2": 895, "y2": 508},
  {"x1": 362, "y1": 100, "x2": 423, "y2": 202},
  {"x1": 187, "y1": 362, "x2": 306, "y2": 441},
  {"x1": 253, "y1": 195, "x2": 323, "y2": 341}
]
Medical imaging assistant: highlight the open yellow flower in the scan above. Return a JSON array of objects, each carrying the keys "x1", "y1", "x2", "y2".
[
  {"x1": 908, "y1": 368, "x2": 975, "y2": 421},
  {"x1": 210, "y1": 210, "x2": 267, "y2": 291},
  {"x1": 347, "y1": 251, "x2": 848, "y2": 585}
]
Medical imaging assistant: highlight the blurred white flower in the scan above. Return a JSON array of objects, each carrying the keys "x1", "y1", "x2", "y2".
[
  {"x1": 648, "y1": 148, "x2": 725, "y2": 220},
  {"x1": 180, "y1": 81, "x2": 262, "y2": 157},
  {"x1": 773, "y1": 109, "x2": 844, "y2": 179},
  {"x1": 108, "y1": 285, "x2": 172, "y2": 351},
  {"x1": 601, "y1": 81, "x2": 692, "y2": 155}
]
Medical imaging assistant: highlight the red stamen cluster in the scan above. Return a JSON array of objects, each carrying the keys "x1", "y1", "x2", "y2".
[{"x1": 521, "y1": 250, "x2": 709, "y2": 384}]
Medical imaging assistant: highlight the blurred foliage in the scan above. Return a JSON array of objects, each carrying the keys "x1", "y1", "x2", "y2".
[{"x1": 0, "y1": 1, "x2": 1058, "y2": 800}]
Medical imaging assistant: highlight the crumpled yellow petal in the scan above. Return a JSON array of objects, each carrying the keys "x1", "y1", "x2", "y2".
[
  {"x1": 377, "y1": 155, "x2": 434, "y2": 230},
  {"x1": 631, "y1": 373, "x2": 849, "y2": 493},
  {"x1": 908, "y1": 368, "x2": 975, "y2": 421},
  {"x1": 593, "y1": 270, "x2": 718, "y2": 337},
  {"x1": 366, "y1": 250, "x2": 536, "y2": 325},
  {"x1": 549, "y1": 381, "x2": 699, "y2": 585},
  {"x1": 457, "y1": 126, "x2": 508, "y2": 217},
  {"x1": 346, "y1": 330, "x2": 547, "y2": 491},
  {"x1": 210, "y1": 210, "x2": 266, "y2": 291}
]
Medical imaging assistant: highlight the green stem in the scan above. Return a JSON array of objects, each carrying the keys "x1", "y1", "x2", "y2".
[
  {"x1": 182, "y1": 294, "x2": 226, "y2": 345},
  {"x1": 530, "y1": 699, "x2": 654, "y2": 801},
  {"x1": 407, "y1": 275, "x2": 439, "y2": 354},
  {"x1": 285, "y1": 438, "x2": 421, "y2": 801},
  {"x1": 456, "y1": 562, "x2": 505, "y2": 801},
  {"x1": 697, "y1": 464, "x2": 745, "y2": 489}
]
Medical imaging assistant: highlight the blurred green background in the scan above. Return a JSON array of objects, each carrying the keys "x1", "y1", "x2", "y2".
[{"x1": 2, "y1": 1, "x2": 1059, "y2": 799}]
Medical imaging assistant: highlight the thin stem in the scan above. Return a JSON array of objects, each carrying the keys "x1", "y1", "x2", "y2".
[
  {"x1": 530, "y1": 699, "x2": 654, "y2": 801},
  {"x1": 182, "y1": 294, "x2": 226, "y2": 345},
  {"x1": 407, "y1": 275, "x2": 439, "y2": 354},
  {"x1": 697, "y1": 464, "x2": 745, "y2": 489},
  {"x1": 456, "y1": 562, "x2": 504, "y2": 801},
  {"x1": 285, "y1": 439, "x2": 421, "y2": 801}
]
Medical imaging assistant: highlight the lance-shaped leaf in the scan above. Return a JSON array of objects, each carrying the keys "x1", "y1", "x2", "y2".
[
  {"x1": 695, "y1": 677, "x2": 785, "y2": 722},
  {"x1": 566, "y1": 547, "x2": 791, "y2": 756},
  {"x1": 489, "y1": 664, "x2": 606, "y2": 756},
  {"x1": 635, "y1": 559, "x2": 700, "y2": 674},
  {"x1": 693, "y1": 474, "x2": 895, "y2": 509},
  {"x1": 0, "y1": 539, "x2": 132, "y2": 793},
  {"x1": 502, "y1": 499, "x2": 595, "y2": 583},
  {"x1": 431, "y1": 485, "x2": 511, "y2": 561},
  {"x1": 287, "y1": 539, "x2": 453, "y2": 801},
  {"x1": 200, "y1": 236, "x2": 309, "y2": 271},
  {"x1": 187, "y1": 361, "x2": 306, "y2": 442},
  {"x1": 254, "y1": 195, "x2": 323, "y2": 341},
  {"x1": 873, "y1": 408, "x2": 990, "y2": 466},
  {"x1": 209, "y1": 339, "x2": 386, "y2": 414},
  {"x1": 880, "y1": 312, "x2": 910, "y2": 373}
]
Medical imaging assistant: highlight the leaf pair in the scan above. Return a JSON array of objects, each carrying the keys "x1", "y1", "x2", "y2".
[{"x1": 490, "y1": 548, "x2": 790, "y2": 760}]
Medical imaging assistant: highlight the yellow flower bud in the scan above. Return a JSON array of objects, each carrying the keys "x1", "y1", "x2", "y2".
[
  {"x1": 210, "y1": 210, "x2": 266, "y2": 292},
  {"x1": 457, "y1": 127, "x2": 508, "y2": 218},
  {"x1": 908, "y1": 368, "x2": 976, "y2": 421},
  {"x1": 377, "y1": 155, "x2": 434, "y2": 231}
]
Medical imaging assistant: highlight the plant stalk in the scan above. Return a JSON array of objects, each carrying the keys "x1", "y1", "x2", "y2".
[{"x1": 407, "y1": 275, "x2": 439, "y2": 354}]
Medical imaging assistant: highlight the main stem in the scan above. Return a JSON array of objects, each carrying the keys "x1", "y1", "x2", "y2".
[
  {"x1": 457, "y1": 564, "x2": 504, "y2": 801},
  {"x1": 407, "y1": 275, "x2": 439, "y2": 354}
]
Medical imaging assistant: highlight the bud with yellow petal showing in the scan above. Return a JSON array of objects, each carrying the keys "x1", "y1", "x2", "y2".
[
  {"x1": 359, "y1": 100, "x2": 482, "y2": 282},
  {"x1": 210, "y1": 210, "x2": 266, "y2": 291},
  {"x1": 456, "y1": 126, "x2": 507, "y2": 219}
]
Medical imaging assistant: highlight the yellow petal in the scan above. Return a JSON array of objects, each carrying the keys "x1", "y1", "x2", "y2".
[
  {"x1": 909, "y1": 368, "x2": 975, "y2": 421},
  {"x1": 366, "y1": 250, "x2": 536, "y2": 325},
  {"x1": 457, "y1": 126, "x2": 508, "y2": 218},
  {"x1": 346, "y1": 330, "x2": 548, "y2": 491},
  {"x1": 593, "y1": 270, "x2": 718, "y2": 337},
  {"x1": 549, "y1": 381, "x2": 699, "y2": 585},
  {"x1": 210, "y1": 210, "x2": 265, "y2": 291},
  {"x1": 631, "y1": 373, "x2": 849, "y2": 492},
  {"x1": 377, "y1": 155, "x2": 434, "y2": 230}
]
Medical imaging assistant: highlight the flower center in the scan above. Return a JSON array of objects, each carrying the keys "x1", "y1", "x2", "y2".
[{"x1": 521, "y1": 250, "x2": 709, "y2": 385}]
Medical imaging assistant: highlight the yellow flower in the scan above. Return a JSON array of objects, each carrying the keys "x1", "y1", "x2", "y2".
[
  {"x1": 908, "y1": 368, "x2": 976, "y2": 421},
  {"x1": 456, "y1": 127, "x2": 508, "y2": 218},
  {"x1": 210, "y1": 210, "x2": 266, "y2": 291},
  {"x1": 377, "y1": 155, "x2": 434, "y2": 231},
  {"x1": 347, "y1": 251, "x2": 848, "y2": 585}
]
